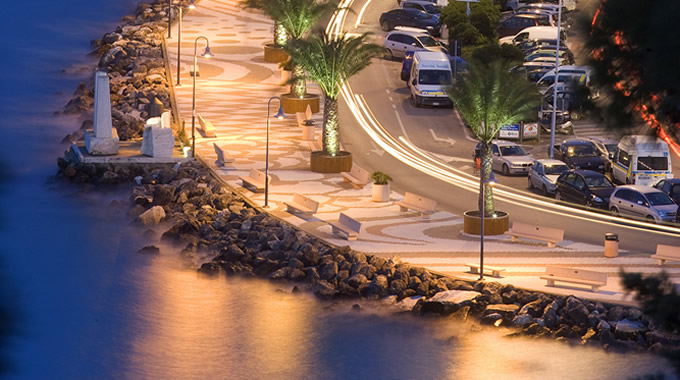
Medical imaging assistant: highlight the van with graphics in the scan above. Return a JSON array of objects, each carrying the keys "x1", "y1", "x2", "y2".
[
  {"x1": 612, "y1": 135, "x2": 674, "y2": 186},
  {"x1": 408, "y1": 51, "x2": 453, "y2": 107}
]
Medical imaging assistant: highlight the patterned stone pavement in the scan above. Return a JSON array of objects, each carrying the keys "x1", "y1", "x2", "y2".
[{"x1": 166, "y1": 0, "x2": 679, "y2": 303}]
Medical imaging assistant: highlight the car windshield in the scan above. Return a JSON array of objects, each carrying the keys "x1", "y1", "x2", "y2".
[
  {"x1": 605, "y1": 144, "x2": 617, "y2": 153},
  {"x1": 584, "y1": 175, "x2": 614, "y2": 188},
  {"x1": 418, "y1": 36, "x2": 440, "y2": 47},
  {"x1": 414, "y1": 11, "x2": 430, "y2": 19},
  {"x1": 566, "y1": 144, "x2": 597, "y2": 157},
  {"x1": 423, "y1": 4, "x2": 440, "y2": 13},
  {"x1": 637, "y1": 156, "x2": 668, "y2": 171},
  {"x1": 500, "y1": 145, "x2": 527, "y2": 156},
  {"x1": 645, "y1": 192, "x2": 675, "y2": 206},
  {"x1": 544, "y1": 164, "x2": 569, "y2": 175},
  {"x1": 418, "y1": 69, "x2": 452, "y2": 85}
]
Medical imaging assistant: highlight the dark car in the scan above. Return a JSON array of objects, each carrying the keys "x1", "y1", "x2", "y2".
[
  {"x1": 653, "y1": 179, "x2": 680, "y2": 205},
  {"x1": 380, "y1": 8, "x2": 440, "y2": 35},
  {"x1": 555, "y1": 169, "x2": 616, "y2": 209},
  {"x1": 553, "y1": 139, "x2": 607, "y2": 173},
  {"x1": 497, "y1": 14, "x2": 551, "y2": 37}
]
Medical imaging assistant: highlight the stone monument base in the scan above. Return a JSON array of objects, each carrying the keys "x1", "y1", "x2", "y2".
[
  {"x1": 141, "y1": 126, "x2": 175, "y2": 158},
  {"x1": 85, "y1": 128, "x2": 119, "y2": 156}
]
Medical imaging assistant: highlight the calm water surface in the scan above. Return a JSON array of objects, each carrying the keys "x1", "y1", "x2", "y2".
[{"x1": 0, "y1": 1, "x2": 676, "y2": 379}]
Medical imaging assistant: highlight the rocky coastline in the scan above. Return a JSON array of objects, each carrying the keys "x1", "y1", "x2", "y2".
[{"x1": 56, "y1": 0, "x2": 679, "y2": 361}]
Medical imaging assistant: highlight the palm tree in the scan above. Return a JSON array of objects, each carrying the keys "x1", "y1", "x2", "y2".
[
  {"x1": 287, "y1": 32, "x2": 383, "y2": 156},
  {"x1": 240, "y1": 0, "x2": 288, "y2": 47},
  {"x1": 448, "y1": 61, "x2": 539, "y2": 216}
]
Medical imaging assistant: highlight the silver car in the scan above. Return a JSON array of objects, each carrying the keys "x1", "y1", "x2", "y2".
[
  {"x1": 528, "y1": 159, "x2": 569, "y2": 195},
  {"x1": 609, "y1": 185, "x2": 678, "y2": 223},
  {"x1": 476, "y1": 140, "x2": 534, "y2": 175}
]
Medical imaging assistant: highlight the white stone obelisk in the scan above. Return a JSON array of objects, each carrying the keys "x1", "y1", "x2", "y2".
[{"x1": 85, "y1": 71, "x2": 119, "y2": 155}]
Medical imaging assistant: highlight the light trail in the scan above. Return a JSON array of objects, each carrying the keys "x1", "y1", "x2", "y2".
[{"x1": 354, "y1": 0, "x2": 372, "y2": 29}]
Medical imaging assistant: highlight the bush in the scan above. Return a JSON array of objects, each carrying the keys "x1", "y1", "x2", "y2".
[
  {"x1": 469, "y1": 43, "x2": 524, "y2": 65},
  {"x1": 371, "y1": 171, "x2": 392, "y2": 185}
]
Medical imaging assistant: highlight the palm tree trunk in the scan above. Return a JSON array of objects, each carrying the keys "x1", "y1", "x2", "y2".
[
  {"x1": 275, "y1": 22, "x2": 287, "y2": 47},
  {"x1": 291, "y1": 63, "x2": 306, "y2": 98},
  {"x1": 322, "y1": 94, "x2": 339, "y2": 156},
  {"x1": 478, "y1": 142, "x2": 495, "y2": 216}
]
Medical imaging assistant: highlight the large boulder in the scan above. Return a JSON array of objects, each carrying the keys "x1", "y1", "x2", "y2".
[
  {"x1": 347, "y1": 274, "x2": 368, "y2": 288},
  {"x1": 485, "y1": 304, "x2": 519, "y2": 321},
  {"x1": 518, "y1": 299, "x2": 544, "y2": 318},
  {"x1": 564, "y1": 296, "x2": 589, "y2": 325},
  {"x1": 614, "y1": 319, "x2": 647, "y2": 341},
  {"x1": 137, "y1": 205, "x2": 165, "y2": 225}
]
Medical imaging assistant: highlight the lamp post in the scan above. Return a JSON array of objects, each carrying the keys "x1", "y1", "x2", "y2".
[
  {"x1": 549, "y1": 0, "x2": 563, "y2": 159},
  {"x1": 479, "y1": 170, "x2": 497, "y2": 281},
  {"x1": 174, "y1": 4, "x2": 184, "y2": 86},
  {"x1": 191, "y1": 36, "x2": 213, "y2": 158},
  {"x1": 265, "y1": 96, "x2": 285, "y2": 208},
  {"x1": 167, "y1": 0, "x2": 172, "y2": 38}
]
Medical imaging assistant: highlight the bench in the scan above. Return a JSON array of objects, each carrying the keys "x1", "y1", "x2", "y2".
[
  {"x1": 395, "y1": 192, "x2": 437, "y2": 218},
  {"x1": 340, "y1": 164, "x2": 370, "y2": 189},
  {"x1": 213, "y1": 143, "x2": 235, "y2": 166},
  {"x1": 465, "y1": 263, "x2": 505, "y2": 278},
  {"x1": 650, "y1": 244, "x2": 680, "y2": 265},
  {"x1": 283, "y1": 193, "x2": 319, "y2": 218},
  {"x1": 197, "y1": 113, "x2": 217, "y2": 138},
  {"x1": 504, "y1": 222, "x2": 564, "y2": 248},
  {"x1": 239, "y1": 168, "x2": 270, "y2": 192},
  {"x1": 540, "y1": 266, "x2": 607, "y2": 292},
  {"x1": 330, "y1": 213, "x2": 362, "y2": 240}
]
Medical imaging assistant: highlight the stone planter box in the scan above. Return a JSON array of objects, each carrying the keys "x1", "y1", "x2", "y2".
[
  {"x1": 310, "y1": 151, "x2": 352, "y2": 173},
  {"x1": 281, "y1": 93, "x2": 320, "y2": 114},
  {"x1": 463, "y1": 210, "x2": 509, "y2": 235}
]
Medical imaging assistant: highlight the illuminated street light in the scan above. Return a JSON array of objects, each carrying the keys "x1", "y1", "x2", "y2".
[
  {"x1": 265, "y1": 96, "x2": 285, "y2": 207},
  {"x1": 191, "y1": 36, "x2": 212, "y2": 158},
  {"x1": 479, "y1": 170, "x2": 497, "y2": 281},
  {"x1": 174, "y1": 4, "x2": 185, "y2": 86}
]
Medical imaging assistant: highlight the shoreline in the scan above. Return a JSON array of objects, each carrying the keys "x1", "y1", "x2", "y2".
[{"x1": 55, "y1": 0, "x2": 680, "y2": 359}]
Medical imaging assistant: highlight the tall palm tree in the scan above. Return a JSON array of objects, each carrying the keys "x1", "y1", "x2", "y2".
[
  {"x1": 448, "y1": 61, "x2": 539, "y2": 216},
  {"x1": 240, "y1": 0, "x2": 288, "y2": 47},
  {"x1": 287, "y1": 32, "x2": 383, "y2": 156}
]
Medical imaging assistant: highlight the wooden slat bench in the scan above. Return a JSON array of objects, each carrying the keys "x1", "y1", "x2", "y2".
[
  {"x1": 504, "y1": 222, "x2": 564, "y2": 248},
  {"x1": 239, "y1": 168, "x2": 270, "y2": 192},
  {"x1": 213, "y1": 143, "x2": 235, "y2": 166},
  {"x1": 197, "y1": 113, "x2": 217, "y2": 138},
  {"x1": 650, "y1": 244, "x2": 680, "y2": 265},
  {"x1": 465, "y1": 263, "x2": 505, "y2": 278},
  {"x1": 395, "y1": 192, "x2": 437, "y2": 218},
  {"x1": 540, "y1": 266, "x2": 607, "y2": 292},
  {"x1": 284, "y1": 194, "x2": 319, "y2": 218},
  {"x1": 340, "y1": 164, "x2": 370, "y2": 189},
  {"x1": 330, "y1": 213, "x2": 361, "y2": 240}
]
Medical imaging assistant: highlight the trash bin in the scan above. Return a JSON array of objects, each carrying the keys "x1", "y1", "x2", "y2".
[{"x1": 604, "y1": 233, "x2": 619, "y2": 258}]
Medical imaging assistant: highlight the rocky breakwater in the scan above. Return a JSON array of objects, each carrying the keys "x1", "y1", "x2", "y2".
[{"x1": 61, "y1": 0, "x2": 193, "y2": 143}]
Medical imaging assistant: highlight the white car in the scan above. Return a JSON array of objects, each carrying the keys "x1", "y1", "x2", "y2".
[
  {"x1": 383, "y1": 28, "x2": 447, "y2": 59},
  {"x1": 528, "y1": 159, "x2": 570, "y2": 195},
  {"x1": 476, "y1": 140, "x2": 535, "y2": 175}
]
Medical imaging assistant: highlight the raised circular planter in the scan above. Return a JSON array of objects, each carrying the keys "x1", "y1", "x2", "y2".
[
  {"x1": 463, "y1": 210, "x2": 509, "y2": 235},
  {"x1": 281, "y1": 93, "x2": 320, "y2": 114},
  {"x1": 310, "y1": 151, "x2": 352, "y2": 173},
  {"x1": 264, "y1": 44, "x2": 289, "y2": 63}
]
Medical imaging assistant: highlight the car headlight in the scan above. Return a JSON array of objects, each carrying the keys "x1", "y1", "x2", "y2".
[
  {"x1": 598, "y1": 164, "x2": 604, "y2": 169},
  {"x1": 591, "y1": 194, "x2": 603, "y2": 202}
]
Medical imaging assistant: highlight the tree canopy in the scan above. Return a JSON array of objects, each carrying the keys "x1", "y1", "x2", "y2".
[{"x1": 440, "y1": 0, "x2": 500, "y2": 46}]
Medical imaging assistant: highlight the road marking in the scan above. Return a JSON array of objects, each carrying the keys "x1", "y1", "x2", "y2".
[
  {"x1": 394, "y1": 110, "x2": 410, "y2": 141},
  {"x1": 388, "y1": 96, "x2": 393, "y2": 101},
  {"x1": 370, "y1": 140, "x2": 385, "y2": 156},
  {"x1": 429, "y1": 128, "x2": 456, "y2": 146},
  {"x1": 453, "y1": 107, "x2": 478, "y2": 142},
  {"x1": 392, "y1": 104, "x2": 396, "y2": 109}
]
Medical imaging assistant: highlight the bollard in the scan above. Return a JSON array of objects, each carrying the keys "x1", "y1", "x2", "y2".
[{"x1": 604, "y1": 233, "x2": 619, "y2": 258}]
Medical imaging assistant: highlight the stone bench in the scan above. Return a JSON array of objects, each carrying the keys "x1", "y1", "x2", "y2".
[
  {"x1": 329, "y1": 213, "x2": 361, "y2": 240},
  {"x1": 213, "y1": 142, "x2": 235, "y2": 166},
  {"x1": 650, "y1": 244, "x2": 680, "y2": 265},
  {"x1": 395, "y1": 192, "x2": 437, "y2": 218},
  {"x1": 465, "y1": 263, "x2": 505, "y2": 278},
  {"x1": 284, "y1": 194, "x2": 319, "y2": 218},
  {"x1": 239, "y1": 168, "x2": 270, "y2": 192},
  {"x1": 340, "y1": 164, "x2": 370, "y2": 189},
  {"x1": 540, "y1": 266, "x2": 607, "y2": 292},
  {"x1": 197, "y1": 113, "x2": 217, "y2": 138},
  {"x1": 504, "y1": 222, "x2": 564, "y2": 248}
]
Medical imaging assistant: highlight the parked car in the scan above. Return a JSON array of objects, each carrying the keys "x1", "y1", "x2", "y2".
[
  {"x1": 524, "y1": 49, "x2": 573, "y2": 65},
  {"x1": 497, "y1": 14, "x2": 552, "y2": 37},
  {"x1": 528, "y1": 159, "x2": 570, "y2": 195},
  {"x1": 475, "y1": 140, "x2": 534, "y2": 175},
  {"x1": 517, "y1": 38, "x2": 561, "y2": 53},
  {"x1": 400, "y1": 0, "x2": 441, "y2": 22},
  {"x1": 653, "y1": 179, "x2": 680, "y2": 205},
  {"x1": 383, "y1": 28, "x2": 446, "y2": 59},
  {"x1": 609, "y1": 185, "x2": 678, "y2": 223},
  {"x1": 401, "y1": 49, "x2": 465, "y2": 81},
  {"x1": 553, "y1": 139, "x2": 607, "y2": 173},
  {"x1": 584, "y1": 136, "x2": 618, "y2": 172},
  {"x1": 380, "y1": 8, "x2": 440, "y2": 35},
  {"x1": 499, "y1": 26, "x2": 566, "y2": 46},
  {"x1": 555, "y1": 169, "x2": 615, "y2": 209}
]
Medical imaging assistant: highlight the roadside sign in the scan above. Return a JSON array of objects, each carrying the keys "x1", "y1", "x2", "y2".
[
  {"x1": 499, "y1": 124, "x2": 520, "y2": 139},
  {"x1": 523, "y1": 123, "x2": 538, "y2": 138}
]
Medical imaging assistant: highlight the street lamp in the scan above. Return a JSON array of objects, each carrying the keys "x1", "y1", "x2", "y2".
[
  {"x1": 191, "y1": 36, "x2": 213, "y2": 158},
  {"x1": 173, "y1": 4, "x2": 184, "y2": 86},
  {"x1": 167, "y1": 0, "x2": 172, "y2": 38},
  {"x1": 265, "y1": 96, "x2": 285, "y2": 208},
  {"x1": 479, "y1": 170, "x2": 497, "y2": 281},
  {"x1": 549, "y1": 0, "x2": 563, "y2": 159}
]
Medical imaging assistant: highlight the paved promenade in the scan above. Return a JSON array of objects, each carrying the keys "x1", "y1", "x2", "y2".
[{"x1": 166, "y1": 0, "x2": 678, "y2": 304}]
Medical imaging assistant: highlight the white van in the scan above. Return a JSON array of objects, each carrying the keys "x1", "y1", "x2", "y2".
[
  {"x1": 612, "y1": 135, "x2": 674, "y2": 186},
  {"x1": 499, "y1": 26, "x2": 567, "y2": 46},
  {"x1": 536, "y1": 65, "x2": 592, "y2": 89},
  {"x1": 408, "y1": 51, "x2": 453, "y2": 107}
]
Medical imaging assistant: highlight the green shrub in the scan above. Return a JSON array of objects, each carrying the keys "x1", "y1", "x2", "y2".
[{"x1": 371, "y1": 171, "x2": 392, "y2": 185}]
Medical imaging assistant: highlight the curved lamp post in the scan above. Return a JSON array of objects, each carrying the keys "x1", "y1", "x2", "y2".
[
  {"x1": 191, "y1": 36, "x2": 213, "y2": 158},
  {"x1": 265, "y1": 96, "x2": 285, "y2": 207},
  {"x1": 172, "y1": 0, "x2": 195, "y2": 86},
  {"x1": 479, "y1": 171, "x2": 497, "y2": 281}
]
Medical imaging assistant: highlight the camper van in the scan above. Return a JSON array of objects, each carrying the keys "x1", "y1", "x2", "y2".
[
  {"x1": 409, "y1": 51, "x2": 453, "y2": 107},
  {"x1": 612, "y1": 135, "x2": 674, "y2": 186}
]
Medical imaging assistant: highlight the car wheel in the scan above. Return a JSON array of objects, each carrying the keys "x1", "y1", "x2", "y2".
[
  {"x1": 527, "y1": 176, "x2": 533, "y2": 189},
  {"x1": 555, "y1": 190, "x2": 562, "y2": 201},
  {"x1": 542, "y1": 185, "x2": 549, "y2": 196},
  {"x1": 413, "y1": 94, "x2": 420, "y2": 108},
  {"x1": 384, "y1": 49, "x2": 395, "y2": 61},
  {"x1": 646, "y1": 215, "x2": 656, "y2": 224},
  {"x1": 610, "y1": 206, "x2": 619, "y2": 217},
  {"x1": 502, "y1": 164, "x2": 510, "y2": 176},
  {"x1": 570, "y1": 110, "x2": 581, "y2": 121},
  {"x1": 381, "y1": 21, "x2": 391, "y2": 32}
]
